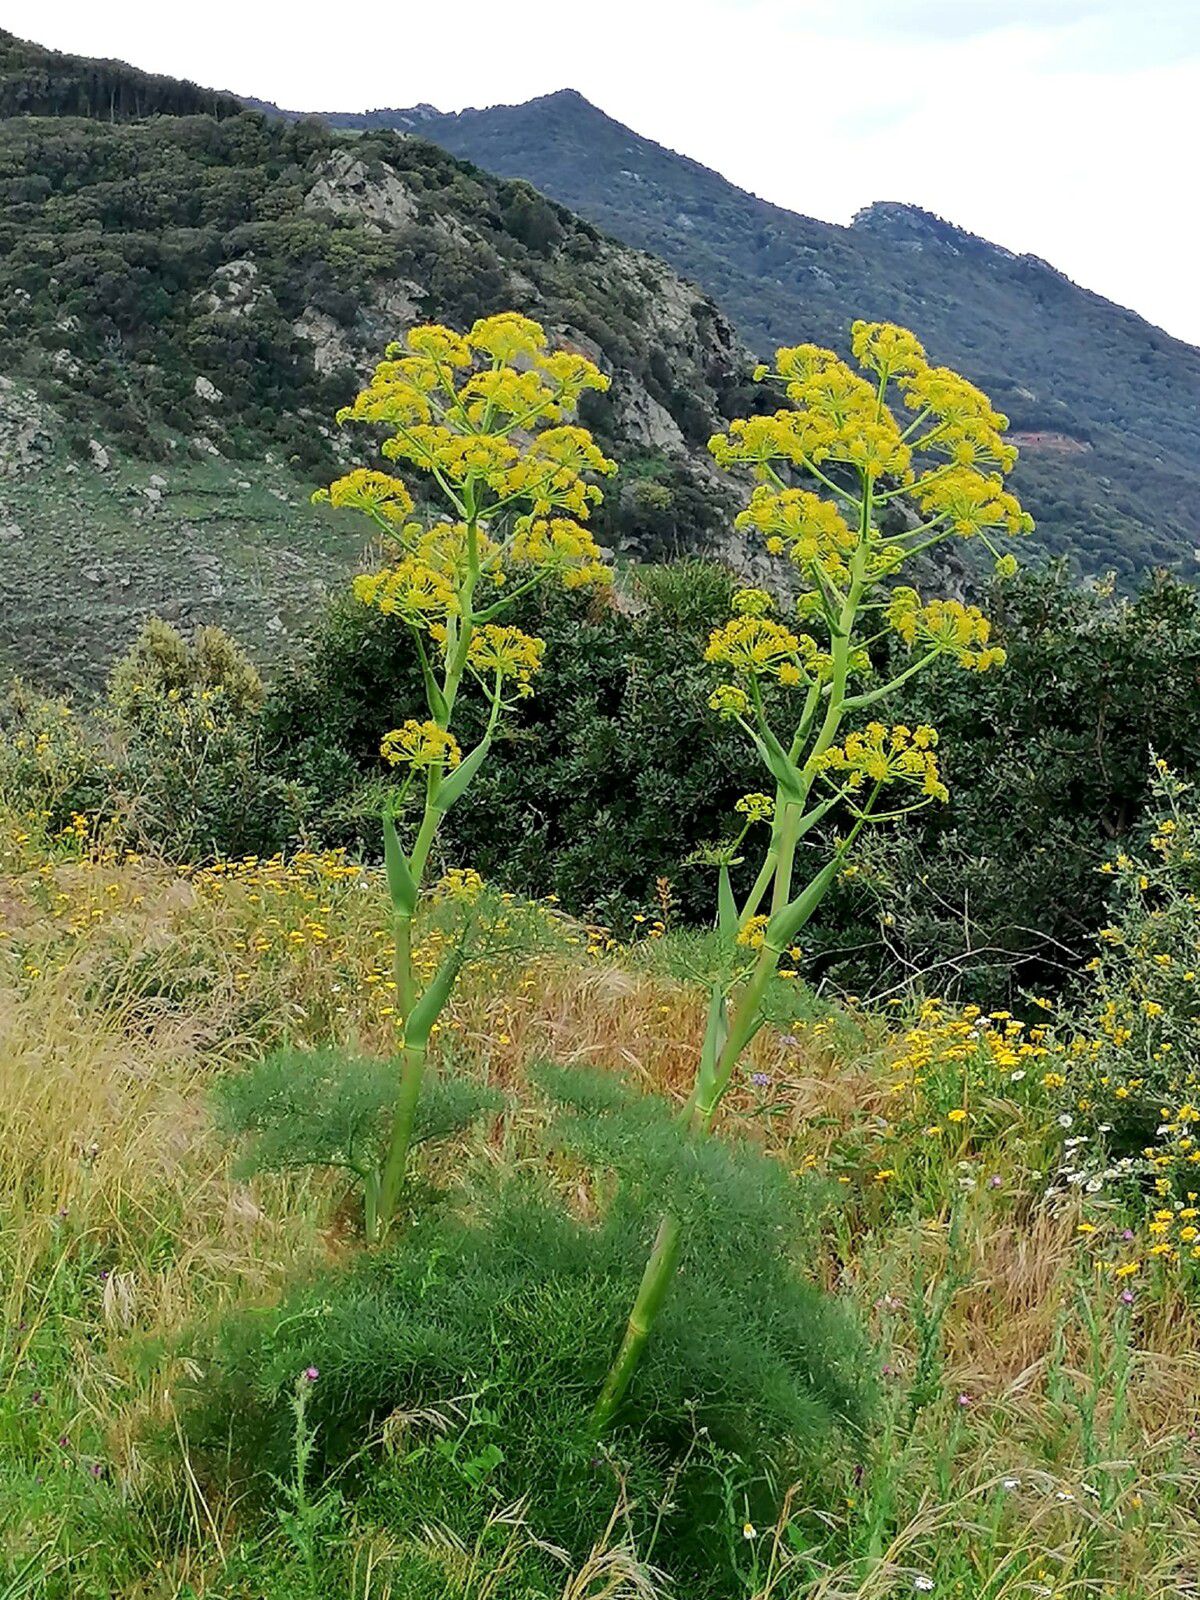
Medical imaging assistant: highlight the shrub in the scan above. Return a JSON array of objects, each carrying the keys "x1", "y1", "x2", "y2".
[
  {"x1": 186, "y1": 1069, "x2": 869, "y2": 1596},
  {"x1": 1061, "y1": 762, "x2": 1200, "y2": 1154},
  {"x1": 103, "y1": 618, "x2": 300, "y2": 860},
  {"x1": 0, "y1": 678, "x2": 110, "y2": 832},
  {"x1": 845, "y1": 566, "x2": 1200, "y2": 1005}
]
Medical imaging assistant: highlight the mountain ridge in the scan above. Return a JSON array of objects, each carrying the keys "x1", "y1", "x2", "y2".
[
  {"x1": 4, "y1": 31, "x2": 1200, "y2": 580},
  {"x1": 249, "y1": 83, "x2": 1200, "y2": 577}
]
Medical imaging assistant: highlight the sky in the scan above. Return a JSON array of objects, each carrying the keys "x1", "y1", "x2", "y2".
[{"x1": 12, "y1": 0, "x2": 1200, "y2": 345}]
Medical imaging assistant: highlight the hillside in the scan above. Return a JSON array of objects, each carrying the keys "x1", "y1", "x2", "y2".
[
  {"x1": 0, "y1": 27, "x2": 241, "y2": 119},
  {"x1": 252, "y1": 87, "x2": 1200, "y2": 579},
  {"x1": 0, "y1": 35, "x2": 757, "y2": 688}
]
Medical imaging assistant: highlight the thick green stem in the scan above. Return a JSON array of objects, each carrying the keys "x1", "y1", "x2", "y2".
[
  {"x1": 592, "y1": 1213, "x2": 682, "y2": 1429},
  {"x1": 595, "y1": 469, "x2": 881, "y2": 1424},
  {"x1": 377, "y1": 1042, "x2": 428, "y2": 1222}
]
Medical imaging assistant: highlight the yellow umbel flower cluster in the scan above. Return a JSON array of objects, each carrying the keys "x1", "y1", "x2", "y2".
[
  {"x1": 735, "y1": 487, "x2": 858, "y2": 583},
  {"x1": 813, "y1": 722, "x2": 948, "y2": 803},
  {"x1": 320, "y1": 468, "x2": 415, "y2": 524},
  {"x1": 887, "y1": 588, "x2": 1007, "y2": 672},
  {"x1": 913, "y1": 467, "x2": 1031, "y2": 539},
  {"x1": 710, "y1": 318, "x2": 1032, "y2": 588},
  {"x1": 466, "y1": 624, "x2": 546, "y2": 696},
  {"x1": 352, "y1": 559, "x2": 460, "y2": 623},
  {"x1": 735, "y1": 792, "x2": 775, "y2": 823},
  {"x1": 379, "y1": 721, "x2": 463, "y2": 769},
  {"x1": 510, "y1": 516, "x2": 611, "y2": 590},
  {"x1": 704, "y1": 615, "x2": 805, "y2": 686}
]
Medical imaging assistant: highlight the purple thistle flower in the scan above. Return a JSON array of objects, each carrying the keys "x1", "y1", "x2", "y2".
[
  {"x1": 1120, "y1": 1289, "x2": 1135, "y2": 1306},
  {"x1": 303, "y1": 1365, "x2": 319, "y2": 1383},
  {"x1": 750, "y1": 1072, "x2": 772, "y2": 1089}
]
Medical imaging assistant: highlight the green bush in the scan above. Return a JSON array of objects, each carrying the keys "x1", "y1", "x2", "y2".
[
  {"x1": 265, "y1": 564, "x2": 753, "y2": 929},
  {"x1": 0, "y1": 678, "x2": 111, "y2": 829},
  {"x1": 102, "y1": 618, "x2": 301, "y2": 860},
  {"x1": 822, "y1": 565, "x2": 1200, "y2": 1004},
  {"x1": 1059, "y1": 763, "x2": 1200, "y2": 1153},
  {"x1": 186, "y1": 1069, "x2": 870, "y2": 1596}
]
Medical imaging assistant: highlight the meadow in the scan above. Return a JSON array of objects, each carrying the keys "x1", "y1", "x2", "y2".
[
  {"x1": 1, "y1": 798, "x2": 1198, "y2": 1598},
  {"x1": 3, "y1": 310, "x2": 1199, "y2": 1598}
]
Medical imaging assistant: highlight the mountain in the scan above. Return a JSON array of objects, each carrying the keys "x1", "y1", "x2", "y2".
[
  {"x1": 0, "y1": 33, "x2": 759, "y2": 688},
  {"x1": 251, "y1": 87, "x2": 1200, "y2": 580}
]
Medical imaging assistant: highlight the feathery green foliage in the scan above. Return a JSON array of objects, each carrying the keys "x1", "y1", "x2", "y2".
[
  {"x1": 216, "y1": 1045, "x2": 502, "y2": 1183},
  {"x1": 187, "y1": 1069, "x2": 869, "y2": 1594}
]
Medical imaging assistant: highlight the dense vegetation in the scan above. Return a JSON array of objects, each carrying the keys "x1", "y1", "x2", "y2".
[
  {"x1": 0, "y1": 106, "x2": 742, "y2": 486},
  {"x1": 319, "y1": 89, "x2": 1200, "y2": 577},
  {"x1": 0, "y1": 27, "x2": 241, "y2": 120},
  {"x1": 3, "y1": 748, "x2": 1199, "y2": 1596},
  {"x1": 11, "y1": 560, "x2": 1198, "y2": 1009}
]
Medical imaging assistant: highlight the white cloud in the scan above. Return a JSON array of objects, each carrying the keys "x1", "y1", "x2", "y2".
[{"x1": 11, "y1": 0, "x2": 1200, "y2": 343}]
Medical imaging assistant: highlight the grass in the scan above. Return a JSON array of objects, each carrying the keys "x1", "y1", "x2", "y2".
[
  {"x1": 0, "y1": 382, "x2": 364, "y2": 692},
  {"x1": 0, "y1": 812, "x2": 1197, "y2": 1596}
]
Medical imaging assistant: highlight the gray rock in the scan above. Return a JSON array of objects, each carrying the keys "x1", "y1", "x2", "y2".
[{"x1": 305, "y1": 150, "x2": 419, "y2": 231}]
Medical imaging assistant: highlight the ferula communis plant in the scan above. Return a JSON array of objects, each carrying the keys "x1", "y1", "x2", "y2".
[
  {"x1": 317, "y1": 312, "x2": 614, "y2": 1228},
  {"x1": 594, "y1": 320, "x2": 1034, "y2": 1426}
]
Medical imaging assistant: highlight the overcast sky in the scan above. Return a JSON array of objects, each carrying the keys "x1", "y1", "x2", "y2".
[{"x1": 14, "y1": 1, "x2": 1200, "y2": 345}]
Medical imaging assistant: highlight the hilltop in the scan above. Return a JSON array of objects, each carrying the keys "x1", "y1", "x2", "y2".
[
  {"x1": 0, "y1": 35, "x2": 761, "y2": 687},
  {"x1": 253, "y1": 86, "x2": 1200, "y2": 578}
]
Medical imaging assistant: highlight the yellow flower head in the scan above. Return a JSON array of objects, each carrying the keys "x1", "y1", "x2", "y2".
[
  {"x1": 913, "y1": 468, "x2": 1033, "y2": 540},
  {"x1": 709, "y1": 683, "x2": 751, "y2": 719},
  {"x1": 467, "y1": 312, "x2": 548, "y2": 364},
  {"x1": 731, "y1": 587, "x2": 774, "y2": 617},
  {"x1": 850, "y1": 320, "x2": 927, "y2": 379},
  {"x1": 313, "y1": 468, "x2": 414, "y2": 524},
  {"x1": 380, "y1": 720, "x2": 463, "y2": 769},
  {"x1": 705, "y1": 615, "x2": 802, "y2": 681},
  {"x1": 735, "y1": 792, "x2": 775, "y2": 824},
  {"x1": 404, "y1": 323, "x2": 473, "y2": 367},
  {"x1": 886, "y1": 588, "x2": 1006, "y2": 672},
  {"x1": 737, "y1": 486, "x2": 858, "y2": 584},
  {"x1": 738, "y1": 913, "x2": 769, "y2": 949},
  {"x1": 353, "y1": 559, "x2": 459, "y2": 624},
  {"x1": 467, "y1": 624, "x2": 546, "y2": 695},
  {"x1": 510, "y1": 516, "x2": 612, "y2": 589},
  {"x1": 813, "y1": 721, "x2": 948, "y2": 803}
]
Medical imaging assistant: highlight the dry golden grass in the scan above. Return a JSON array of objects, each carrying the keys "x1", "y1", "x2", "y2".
[{"x1": 1, "y1": 828, "x2": 1198, "y2": 1596}]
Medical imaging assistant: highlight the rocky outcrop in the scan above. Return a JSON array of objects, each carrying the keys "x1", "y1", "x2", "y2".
[
  {"x1": 0, "y1": 378, "x2": 52, "y2": 476},
  {"x1": 192, "y1": 258, "x2": 271, "y2": 319},
  {"x1": 305, "y1": 150, "x2": 419, "y2": 231}
]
